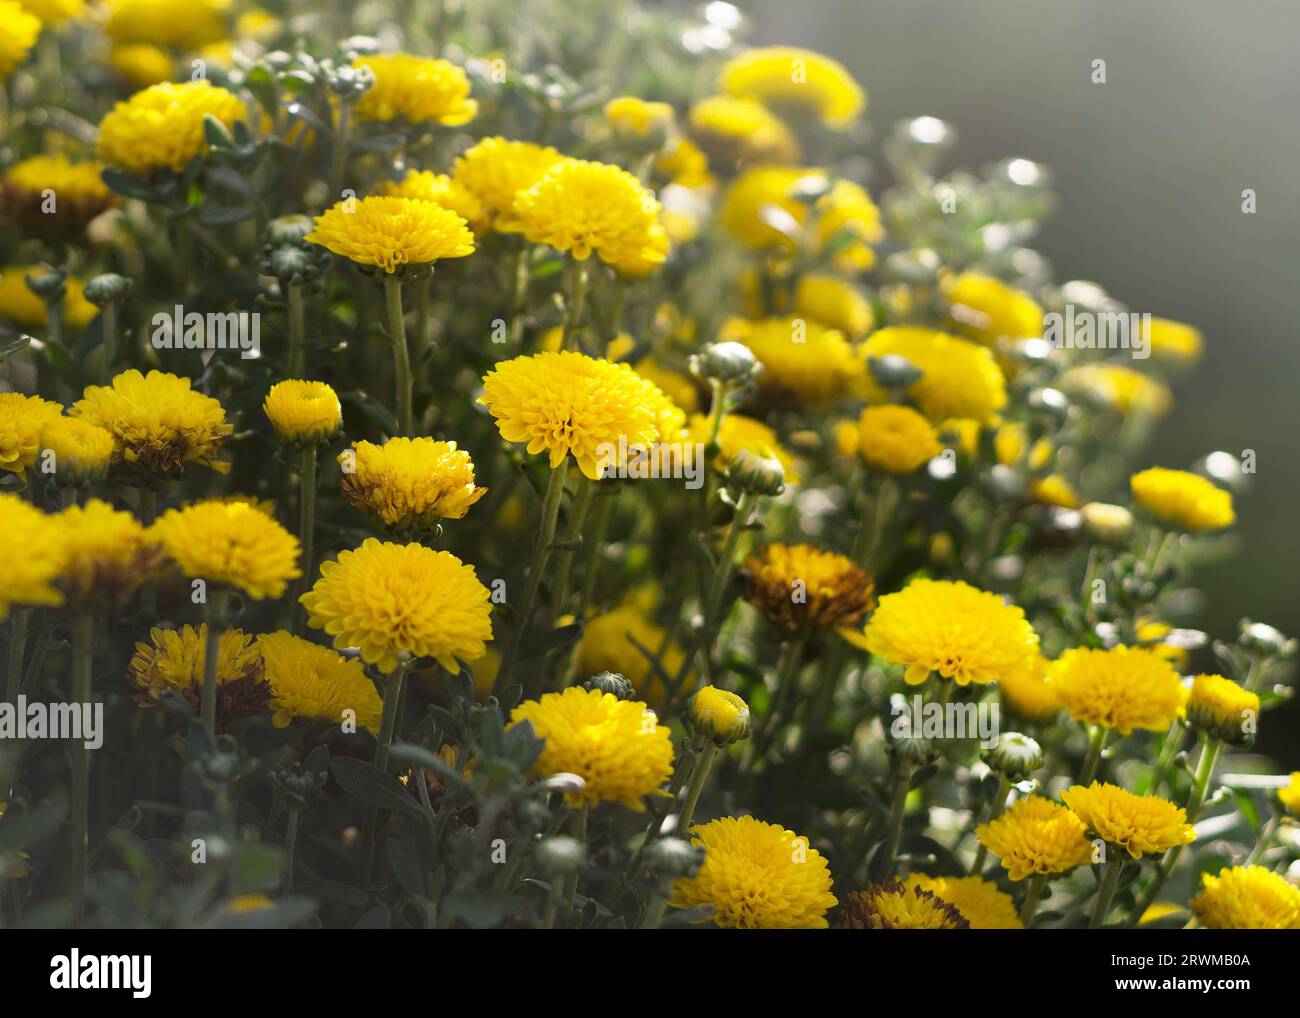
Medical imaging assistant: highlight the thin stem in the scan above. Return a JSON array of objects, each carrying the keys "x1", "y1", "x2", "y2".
[
  {"x1": 676, "y1": 742, "x2": 718, "y2": 835},
  {"x1": 101, "y1": 304, "x2": 117, "y2": 380},
  {"x1": 5, "y1": 608, "x2": 28, "y2": 705},
  {"x1": 971, "y1": 775, "x2": 1011, "y2": 875},
  {"x1": 1020, "y1": 873, "x2": 1047, "y2": 926},
  {"x1": 283, "y1": 807, "x2": 300, "y2": 895},
  {"x1": 559, "y1": 803, "x2": 589, "y2": 919},
  {"x1": 383, "y1": 277, "x2": 413, "y2": 436},
  {"x1": 1089, "y1": 856, "x2": 1124, "y2": 928},
  {"x1": 638, "y1": 887, "x2": 669, "y2": 929},
  {"x1": 294, "y1": 445, "x2": 318, "y2": 627},
  {"x1": 200, "y1": 587, "x2": 230, "y2": 732},
  {"x1": 1077, "y1": 725, "x2": 1108, "y2": 785},
  {"x1": 876, "y1": 769, "x2": 914, "y2": 880},
  {"x1": 328, "y1": 100, "x2": 352, "y2": 199},
  {"x1": 287, "y1": 281, "x2": 305, "y2": 377},
  {"x1": 703, "y1": 491, "x2": 757, "y2": 628},
  {"x1": 138, "y1": 488, "x2": 158, "y2": 616},
  {"x1": 560, "y1": 259, "x2": 590, "y2": 351},
  {"x1": 507, "y1": 239, "x2": 530, "y2": 346},
  {"x1": 550, "y1": 476, "x2": 596, "y2": 620},
  {"x1": 363, "y1": 660, "x2": 410, "y2": 884},
  {"x1": 69, "y1": 612, "x2": 94, "y2": 921}
]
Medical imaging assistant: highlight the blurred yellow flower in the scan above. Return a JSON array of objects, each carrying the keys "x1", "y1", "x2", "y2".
[
  {"x1": 854, "y1": 404, "x2": 941, "y2": 474},
  {"x1": 55, "y1": 498, "x2": 164, "y2": 606},
  {"x1": 451, "y1": 136, "x2": 562, "y2": 226},
  {"x1": 0, "y1": 493, "x2": 65, "y2": 619},
  {"x1": 719, "y1": 46, "x2": 864, "y2": 127},
  {"x1": 742, "y1": 543, "x2": 873, "y2": 633},
  {"x1": 96, "y1": 80, "x2": 246, "y2": 175},
  {"x1": 688, "y1": 94, "x2": 799, "y2": 167},
  {"x1": 1062, "y1": 363, "x2": 1171, "y2": 417},
  {"x1": 258, "y1": 630, "x2": 382, "y2": 732},
  {"x1": 1, "y1": 156, "x2": 113, "y2": 237},
  {"x1": 861, "y1": 327, "x2": 1008, "y2": 425},
  {"x1": 604, "y1": 95, "x2": 674, "y2": 140},
  {"x1": 793, "y1": 273, "x2": 873, "y2": 338},
  {"x1": 944, "y1": 272, "x2": 1043, "y2": 349},
  {"x1": 575, "y1": 604, "x2": 690, "y2": 707},
  {"x1": 306, "y1": 195, "x2": 474, "y2": 275},
  {"x1": 1131, "y1": 466, "x2": 1234, "y2": 531},
  {"x1": 1278, "y1": 772, "x2": 1300, "y2": 817},
  {"x1": 107, "y1": 44, "x2": 174, "y2": 88},
  {"x1": 0, "y1": 392, "x2": 63, "y2": 479},
  {"x1": 16, "y1": 0, "x2": 85, "y2": 24},
  {"x1": 1141, "y1": 316, "x2": 1203, "y2": 365},
  {"x1": 1190, "y1": 865, "x2": 1300, "y2": 929},
  {"x1": 0, "y1": 266, "x2": 97, "y2": 329},
  {"x1": 1060, "y1": 782, "x2": 1194, "y2": 859},
  {"x1": 0, "y1": 1, "x2": 41, "y2": 80},
  {"x1": 353, "y1": 54, "x2": 477, "y2": 126},
  {"x1": 378, "y1": 169, "x2": 488, "y2": 233},
  {"x1": 104, "y1": 0, "x2": 229, "y2": 49},
  {"x1": 997, "y1": 654, "x2": 1062, "y2": 723},
  {"x1": 725, "y1": 315, "x2": 860, "y2": 407}
]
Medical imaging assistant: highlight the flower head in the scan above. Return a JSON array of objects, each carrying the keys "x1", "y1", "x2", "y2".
[
  {"x1": 1046, "y1": 645, "x2": 1184, "y2": 735},
  {"x1": 1063, "y1": 363, "x2": 1171, "y2": 417},
  {"x1": 263, "y1": 380, "x2": 342, "y2": 448},
  {"x1": 55, "y1": 499, "x2": 164, "y2": 606},
  {"x1": 605, "y1": 96, "x2": 674, "y2": 142},
  {"x1": 854, "y1": 404, "x2": 942, "y2": 473},
  {"x1": 509, "y1": 687, "x2": 672, "y2": 810},
  {"x1": 792, "y1": 273, "x2": 873, "y2": 338},
  {"x1": 688, "y1": 94, "x2": 799, "y2": 168},
  {"x1": 300, "y1": 538, "x2": 492, "y2": 673},
  {"x1": 1130, "y1": 467, "x2": 1234, "y2": 531},
  {"x1": 1060, "y1": 782, "x2": 1195, "y2": 859},
  {"x1": 742, "y1": 543, "x2": 874, "y2": 633},
  {"x1": 451, "y1": 136, "x2": 562, "y2": 226},
  {"x1": 685, "y1": 412, "x2": 799, "y2": 483},
  {"x1": 669, "y1": 815, "x2": 837, "y2": 928},
  {"x1": 974, "y1": 795, "x2": 1093, "y2": 881},
  {"x1": 1, "y1": 156, "x2": 113, "y2": 238},
  {"x1": 340, "y1": 437, "x2": 486, "y2": 538},
  {"x1": 0, "y1": 1, "x2": 40, "y2": 81},
  {"x1": 686, "y1": 686, "x2": 751, "y2": 746},
  {"x1": 1186, "y1": 673, "x2": 1259, "y2": 745},
  {"x1": 306, "y1": 195, "x2": 474, "y2": 275},
  {"x1": 1140, "y1": 316, "x2": 1203, "y2": 365},
  {"x1": 944, "y1": 273, "x2": 1043, "y2": 349},
  {"x1": 0, "y1": 392, "x2": 63, "y2": 479},
  {"x1": 108, "y1": 43, "x2": 174, "y2": 87},
  {"x1": 352, "y1": 54, "x2": 477, "y2": 126},
  {"x1": 841, "y1": 880, "x2": 967, "y2": 929},
  {"x1": 1190, "y1": 866, "x2": 1300, "y2": 929},
  {"x1": 39, "y1": 417, "x2": 115, "y2": 485},
  {"x1": 96, "y1": 81, "x2": 246, "y2": 176},
  {"x1": 719, "y1": 46, "x2": 864, "y2": 127},
  {"x1": 997, "y1": 653, "x2": 1062, "y2": 722},
  {"x1": 128, "y1": 624, "x2": 268, "y2": 729},
  {"x1": 16, "y1": 0, "x2": 85, "y2": 22},
  {"x1": 861, "y1": 328, "x2": 1007, "y2": 425},
  {"x1": 151, "y1": 499, "x2": 300, "y2": 599},
  {"x1": 258, "y1": 631, "x2": 382, "y2": 733},
  {"x1": 378, "y1": 170, "x2": 487, "y2": 233},
  {"x1": 849, "y1": 578, "x2": 1040, "y2": 687},
  {"x1": 0, "y1": 493, "x2": 65, "y2": 619},
  {"x1": 902, "y1": 874, "x2": 1021, "y2": 929},
  {"x1": 0, "y1": 266, "x2": 97, "y2": 330},
  {"x1": 725, "y1": 315, "x2": 860, "y2": 407},
  {"x1": 104, "y1": 0, "x2": 229, "y2": 49},
  {"x1": 1279, "y1": 773, "x2": 1300, "y2": 817}
]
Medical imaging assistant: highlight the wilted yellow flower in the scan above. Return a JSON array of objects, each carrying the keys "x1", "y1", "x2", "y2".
[
  {"x1": 263, "y1": 380, "x2": 342, "y2": 447},
  {"x1": 340, "y1": 437, "x2": 486, "y2": 536},
  {"x1": 0, "y1": 1, "x2": 40, "y2": 81},
  {"x1": 903, "y1": 873, "x2": 1021, "y2": 930},
  {"x1": 104, "y1": 0, "x2": 228, "y2": 49},
  {"x1": 1046, "y1": 645, "x2": 1183, "y2": 735},
  {"x1": 688, "y1": 94, "x2": 799, "y2": 167},
  {"x1": 1140, "y1": 316, "x2": 1203, "y2": 364},
  {"x1": 152, "y1": 499, "x2": 301, "y2": 600},
  {"x1": 0, "y1": 393, "x2": 63, "y2": 479},
  {"x1": 0, "y1": 266, "x2": 97, "y2": 330},
  {"x1": 1060, "y1": 782, "x2": 1194, "y2": 859},
  {"x1": 997, "y1": 653, "x2": 1062, "y2": 722},
  {"x1": 0, "y1": 493, "x2": 65, "y2": 619},
  {"x1": 841, "y1": 880, "x2": 969, "y2": 929},
  {"x1": 451, "y1": 136, "x2": 563, "y2": 226},
  {"x1": 1190, "y1": 866, "x2": 1300, "y2": 929},
  {"x1": 725, "y1": 315, "x2": 860, "y2": 407},
  {"x1": 1186, "y1": 673, "x2": 1259, "y2": 745},
  {"x1": 353, "y1": 54, "x2": 477, "y2": 126},
  {"x1": 510, "y1": 687, "x2": 672, "y2": 809},
  {"x1": 670, "y1": 816, "x2": 837, "y2": 928},
  {"x1": 793, "y1": 273, "x2": 873, "y2": 338},
  {"x1": 301, "y1": 538, "x2": 492, "y2": 673},
  {"x1": 1278, "y1": 772, "x2": 1300, "y2": 816},
  {"x1": 686, "y1": 686, "x2": 751, "y2": 746},
  {"x1": 107, "y1": 44, "x2": 174, "y2": 88},
  {"x1": 944, "y1": 273, "x2": 1043, "y2": 349},
  {"x1": 719, "y1": 46, "x2": 864, "y2": 127},
  {"x1": 1, "y1": 156, "x2": 113, "y2": 237},
  {"x1": 378, "y1": 169, "x2": 488, "y2": 233},
  {"x1": 849, "y1": 578, "x2": 1040, "y2": 687},
  {"x1": 854, "y1": 404, "x2": 942, "y2": 474},
  {"x1": 128, "y1": 624, "x2": 268, "y2": 728},
  {"x1": 1130, "y1": 466, "x2": 1234, "y2": 531},
  {"x1": 480, "y1": 350, "x2": 664, "y2": 480},
  {"x1": 258, "y1": 631, "x2": 382, "y2": 733},
  {"x1": 861, "y1": 327, "x2": 1008, "y2": 425},
  {"x1": 306, "y1": 195, "x2": 475, "y2": 275},
  {"x1": 16, "y1": 0, "x2": 84, "y2": 24},
  {"x1": 604, "y1": 95, "x2": 674, "y2": 140},
  {"x1": 71, "y1": 369, "x2": 232, "y2": 478},
  {"x1": 975, "y1": 795, "x2": 1093, "y2": 881},
  {"x1": 55, "y1": 499, "x2": 164, "y2": 605},
  {"x1": 575, "y1": 604, "x2": 690, "y2": 707},
  {"x1": 96, "y1": 81, "x2": 246, "y2": 176},
  {"x1": 1062, "y1": 363, "x2": 1171, "y2": 417},
  {"x1": 742, "y1": 543, "x2": 874, "y2": 633}
]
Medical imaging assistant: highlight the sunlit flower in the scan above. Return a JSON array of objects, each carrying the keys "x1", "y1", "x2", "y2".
[
  {"x1": 841, "y1": 880, "x2": 966, "y2": 929},
  {"x1": 903, "y1": 873, "x2": 1021, "y2": 930},
  {"x1": 353, "y1": 54, "x2": 477, "y2": 126},
  {"x1": 1, "y1": 156, "x2": 114, "y2": 238},
  {"x1": 1060, "y1": 782, "x2": 1194, "y2": 859},
  {"x1": 0, "y1": 493, "x2": 65, "y2": 619},
  {"x1": 1186, "y1": 673, "x2": 1259, "y2": 746},
  {"x1": 96, "y1": 80, "x2": 246, "y2": 176},
  {"x1": 0, "y1": 392, "x2": 63, "y2": 479},
  {"x1": 1062, "y1": 363, "x2": 1171, "y2": 417},
  {"x1": 1278, "y1": 772, "x2": 1300, "y2": 817},
  {"x1": 152, "y1": 499, "x2": 301, "y2": 599},
  {"x1": 1140, "y1": 316, "x2": 1203, "y2": 365},
  {"x1": 451, "y1": 136, "x2": 563, "y2": 226},
  {"x1": 16, "y1": 0, "x2": 84, "y2": 25},
  {"x1": 604, "y1": 95, "x2": 674, "y2": 141},
  {"x1": 378, "y1": 169, "x2": 488, "y2": 233},
  {"x1": 263, "y1": 380, "x2": 342, "y2": 448},
  {"x1": 258, "y1": 630, "x2": 382, "y2": 733},
  {"x1": 688, "y1": 94, "x2": 799, "y2": 168},
  {"x1": 720, "y1": 166, "x2": 821, "y2": 251},
  {"x1": 860, "y1": 327, "x2": 1008, "y2": 425},
  {"x1": 742, "y1": 543, "x2": 874, "y2": 633},
  {"x1": 0, "y1": 266, "x2": 97, "y2": 330},
  {"x1": 724, "y1": 315, "x2": 860, "y2": 407},
  {"x1": 854, "y1": 404, "x2": 942, "y2": 474},
  {"x1": 975, "y1": 795, "x2": 1093, "y2": 881},
  {"x1": 55, "y1": 499, "x2": 164, "y2": 606},
  {"x1": 340, "y1": 436, "x2": 486, "y2": 537},
  {"x1": 813, "y1": 179, "x2": 883, "y2": 270},
  {"x1": 944, "y1": 273, "x2": 1043, "y2": 349},
  {"x1": 1046, "y1": 645, "x2": 1183, "y2": 735},
  {"x1": 685, "y1": 412, "x2": 799, "y2": 483},
  {"x1": 0, "y1": 1, "x2": 40, "y2": 81},
  {"x1": 1130, "y1": 466, "x2": 1234, "y2": 531},
  {"x1": 1030, "y1": 473, "x2": 1081, "y2": 509},
  {"x1": 719, "y1": 46, "x2": 864, "y2": 127},
  {"x1": 107, "y1": 43, "x2": 174, "y2": 88},
  {"x1": 128, "y1": 624, "x2": 268, "y2": 729},
  {"x1": 306, "y1": 195, "x2": 474, "y2": 275},
  {"x1": 654, "y1": 136, "x2": 711, "y2": 188},
  {"x1": 1190, "y1": 865, "x2": 1300, "y2": 930},
  {"x1": 103, "y1": 0, "x2": 229, "y2": 49},
  {"x1": 793, "y1": 273, "x2": 873, "y2": 338}
]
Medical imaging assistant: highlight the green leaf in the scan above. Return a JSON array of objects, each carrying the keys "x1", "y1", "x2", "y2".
[
  {"x1": 203, "y1": 114, "x2": 234, "y2": 149},
  {"x1": 101, "y1": 168, "x2": 161, "y2": 203},
  {"x1": 197, "y1": 205, "x2": 254, "y2": 226},
  {"x1": 330, "y1": 756, "x2": 426, "y2": 820},
  {"x1": 442, "y1": 890, "x2": 521, "y2": 928},
  {"x1": 42, "y1": 337, "x2": 78, "y2": 389},
  {"x1": 0, "y1": 332, "x2": 32, "y2": 361},
  {"x1": 1234, "y1": 789, "x2": 1260, "y2": 829}
]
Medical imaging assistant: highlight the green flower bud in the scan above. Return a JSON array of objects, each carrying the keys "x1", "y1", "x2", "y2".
[
  {"x1": 981, "y1": 732, "x2": 1043, "y2": 782},
  {"x1": 888, "y1": 733, "x2": 938, "y2": 770},
  {"x1": 264, "y1": 214, "x2": 315, "y2": 246},
  {"x1": 689, "y1": 341, "x2": 761, "y2": 388},
  {"x1": 724, "y1": 446, "x2": 785, "y2": 497},
  {"x1": 83, "y1": 273, "x2": 133, "y2": 307},
  {"x1": 685, "y1": 685, "x2": 751, "y2": 747},
  {"x1": 533, "y1": 836, "x2": 587, "y2": 878},
  {"x1": 1239, "y1": 620, "x2": 1296, "y2": 659},
  {"x1": 1080, "y1": 502, "x2": 1133, "y2": 546},
  {"x1": 867, "y1": 353, "x2": 922, "y2": 391},
  {"x1": 582, "y1": 671, "x2": 636, "y2": 700},
  {"x1": 642, "y1": 837, "x2": 705, "y2": 879},
  {"x1": 24, "y1": 269, "x2": 66, "y2": 303}
]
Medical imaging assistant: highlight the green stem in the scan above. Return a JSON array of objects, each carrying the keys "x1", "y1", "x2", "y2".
[
  {"x1": 638, "y1": 887, "x2": 669, "y2": 929},
  {"x1": 1020, "y1": 873, "x2": 1047, "y2": 926},
  {"x1": 363, "y1": 660, "x2": 410, "y2": 884},
  {"x1": 101, "y1": 304, "x2": 117, "y2": 380},
  {"x1": 294, "y1": 445, "x2": 317, "y2": 626},
  {"x1": 971, "y1": 775, "x2": 1011, "y2": 875},
  {"x1": 559, "y1": 803, "x2": 588, "y2": 920},
  {"x1": 138, "y1": 488, "x2": 158, "y2": 616},
  {"x1": 69, "y1": 612, "x2": 94, "y2": 921},
  {"x1": 876, "y1": 769, "x2": 914, "y2": 880},
  {"x1": 560, "y1": 259, "x2": 589, "y2": 351},
  {"x1": 507, "y1": 239, "x2": 530, "y2": 346},
  {"x1": 5, "y1": 608, "x2": 28, "y2": 705},
  {"x1": 676, "y1": 742, "x2": 718, "y2": 835},
  {"x1": 287, "y1": 281, "x2": 305, "y2": 377},
  {"x1": 383, "y1": 277, "x2": 413, "y2": 436},
  {"x1": 703, "y1": 491, "x2": 756, "y2": 628},
  {"x1": 283, "y1": 807, "x2": 300, "y2": 894},
  {"x1": 200, "y1": 587, "x2": 229, "y2": 732},
  {"x1": 328, "y1": 100, "x2": 352, "y2": 199},
  {"x1": 1078, "y1": 725, "x2": 1108, "y2": 785},
  {"x1": 1089, "y1": 856, "x2": 1124, "y2": 928},
  {"x1": 550, "y1": 477, "x2": 596, "y2": 620}
]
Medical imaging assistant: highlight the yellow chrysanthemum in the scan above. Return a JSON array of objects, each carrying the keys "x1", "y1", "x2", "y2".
[
  {"x1": 258, "y1": 630, "x2": 382, "y2": 733},
  {"x1": 975, "y1": 795, "x2": 1093, "y2": 881},
  {"x1": 0, "y1": 493, "x2": 65, "y2": 619},
  {"x1": 724, "y1": 315, "x2": 860, "y2": 407},
  {"x1": 0, "y1": 1, "x2": 40, "y2": 81},
  {"x1": 377, "y1": 169, "x2": 488, "y2": 233},
  {"x1": 685, "y1": 412, "x2": 798, "y2": 483},
  {"x1": 1060, "y1": 782, "x2": 1194, "y2": 859},
  {"x1": 654, "y1": 136, "x2": 711, "y2": 188},
  {"x1": 1030, "y1": 473, "x2": 1081, "y2": 509},
  {"x1": 841, "y1": 880, "x2": 969, "y2": 929},
  {"x1": 1139, "y1": 316, "x2": 1203, "y2": 365},
  {"x1": 686, "y1": 686, "x2": 751, "y2": 746},
  {"x1": 944, "y1": 273, "x2": 1043, "y2": 349},
  {"x1": 0, "y1": 392, "x2": 63, "y2": 479},
  {"x1": 71, "y1": 369, "x2": 232, "y2": 478},
  {"x1": 107, "y1": 44, "x2": 174, "y2": 88},
  {"x1": 742, "y1": 543, "x2": 874, "y2": 633},
  {"x1": 997, "y1": 653, "x2": 1062, "y2": 722},
  {"x1": 353, "y1": 54, "x2": 477, "y2": 126},
  {"x1": 506, "y1": 158, "x2": 666, "y2": 269},
  {"x1": 1277, "y1": 772, "x2": 1300, "y2": 817},
  {"x1": 813, "y1": 179, "x2": 883, "y2": 270},
  {"x1": 1, "y1": 156, "x2": 114, "y2": 237},
  {"x1": 994, "y1": 422, "x2": 1053, "y2": 470},
  {"x1": 96, "y1": 80, "x2": 246, "y2": 176},
  {"x1": 719, "y1": 46, "x2": 864, "y2": 127},
  {"x1": 793, "y1": 273, "x2": 873, "y2": 338},
  {"x1": 575, "y1": 604, "x2": 691, "y2": 708},
  {"x1": 104, "y1": 0, "x2": 228, "y2": 49},
  {"x1": 38, "y1": 417, "x2": 113, "y2": 486},
  {"x1": 128, "y1": 624, "x2": 268, "y2": 728},
  {"x1": 848, "y1": 578, "x2": 1040, "y2": 687},
  {"x1": 151, "y1": 499, "x2": 300, "y2": 600},
  {"x1": 670, "y1": 815, "x2": 837, "y2": 928},
  {"x1": 688, "y1": 94, "x2": 799, "y2": 167},
  {"x1": 1190, "y1": 865, "x2": 1300, "y2": 930},
  {"x1": 479, "y1": 350, "x2": 665, "y2": 480},
  {"x1": 854, "y1": 404, "x2": 942, "y2": 474},
  {"x1": 300, "y1": 538, "x2": 492, "y2": 674},
  {"x1": 55, "y1": 498, "x2": 164, "y2": 605},
  {"x1": 451, "y1": 136, "x2": 563, "y2": 226},
  {"x1": 860, "y1": 327, "x2": 1008, "y2": 425},
  {"x1": 263, "y1": 379, "x2": 342, "y2": 447},
  {"x1": 1186, "y1": 673, "x2": 1259, "y2": 745},
  {"x1": 306, "y1": 195, "x2": 475, "y2": 275},
  {"x1": 1130, "y1": 466, "x2": 1235, "y2": 531},
  {"x1": 0, "y1": 266, "x2": 97, "y2": 330},
  {"x1": 340, "y1": 437, "x2": 486, "y2": 536},
  {"x1": 1046, "y1": 645, "x2": 1183, "y2": 735},
  {"x1": 1062, "y1": 363, "x2": 1171, "y2": 417},
  {"x1": 720, "y1": 166, "x2": 821, "y2": 251},
  {"x1": 509, "y1": 687, "x2": 672, "y2": 810},
  {"x1": 903, "y1": 873, "x2": 1022, "y2": 930},
  {"x1": 635, "y1": 358, "x2": 699, "y2": 414},
  {"x1": 17, "y1": 0, "x2": 85, "y2": 24},
  {"x1": 604, "y1": 95, "x2": 674, "y2": 140}
]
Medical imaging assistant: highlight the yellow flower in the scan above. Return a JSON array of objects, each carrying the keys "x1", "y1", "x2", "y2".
[
  {"x1": 1190, "y1": 865, "x2": 1300, "y2": 929},
  {"x1": 604, "y1": 96, "x2": 674, "y2": 140},
  {"x1": 719, "y1": 46, "x2": 864, "y2": 127},
  {"x1": 814, "y1": 179, "x2": 883, "y2": 270},
  {"x1": 654, "y1": 136, "x2": 711, "y2": 188},
  {"x1": 263, "y1": 379, "x2": 342, "y2": 447},
  {"x1": 575, "y1": 604, "x2": 691, "y2": 708},
  {"x1": 997, "y1": 653, "x2": 1062, "y2": 723},
  {"x1": 506, "y1": 158, "x2": 666, "y2": 269},
  {"x1": 0, "y1": 266, "x2": 97, "y2": 330},
  {"x1": 724, "y1": 315, "x2": 860, "y2": 407},
  {"x1": 994, "y1": 422, "x2": 1052, "y2": 469},
  {"x1": 104, "y1": 0, "x2": 229, "y2": 49},
  {"x1": 38, "y1": 417, "x2": 114, "y2": 486},
  {"x1": 509, "y1": 687, "x2": 672, "y2": 810},
  {"x1": 258, "y1": 630, "x2": 383, "y2": 733},
  {"x1": 1186, "y1": 674, "x2": 1259, "y2": 745},
  {"x1": 128, "y1": 624, "x2": 269, "y2": 728},
  {"x1": 635, "y1": 357, "x2": 699, "y2": 414},
  {"x1": 340, "y1": 436, "x2": 486, "y2": 536},
  {"x1": 0, "y1": 493, "x2": 65, "y2": 619},
  {"x1": 793, "y1": 273, "x2": 873, "y2": 338},
  {"x1": 685, "y1": 412, "x2": 798, "y2": 482},
  {"x1": 903, "y1": 873, "x2": 1022, "y2": 930},
  {"x1": 377, "y1": 169, "x2": 488, "y2": 233},
  {"x1": 848, "y1": 578, "x2": 1040, "y2": 687},
  {"x1": 720, "y1": 166, "x2": 820, "y2": 251},
  {"x1": 1, "y1": 156, "x2": 114, "y2": 237},
  {"x1": 841, "y1": 880, "x2": 969, "y2": 929},
  {"x1": 854, "y1": 404, "x2": 942, "y2": 474},
  {"x1": 0, "y1": 392, "x2": 63, "y2": 479},
  {"x1": 16, "y1": 0, "x2": 85, "y2": 24},
  {"x1": 96, "y1": 80, "x2": 246, "y2": 176},
  {"x1": 306, "y1": 195, "x2": 475, "y2": 275},
  {"x1": 224, "y1": 894, "x2": 273, "y2": 914},
  {"x1": 1046, "y1": 645, "x2": 1183, "y2": 735},
  {"x1": 975, "y1": 795, "x2": 1093, "y2": 881},
  {"x1": 944, "y1": 273, "x2": 1043, "y2": 349},
  {"x1": 742, "y1": 543, "x2": 874, "y2": 633},
  {"x1": 152, "y1": 499, "x2": 300, "y2": 600},
  {"x1": 688, "y1": 94, "x2": 799, "y2": 168},
  {"x1": 860, "y1": 328, "x2": 1008, "y2": 425},
  {"x1": 108, "y1": 44, "x2": 174, "y2": 88},
  {"x1": 670, "y1": 815, "x2": 837, "y2": 928},
  {"x1": 0, "y1": 1, "x2": 40, "y2": 81},
  {"x1": 1277, "y1": 772, "x2": 1300, "y2": 816},
  {"x1": 1030, "y1": 473, "x2": 1081, "y2": 509},
  {"x1": 1062, "y1": 363, "x2": 1171, "y2": 417},
  {"x1": 1140, "y1": 316, "x2": 1203, "y2": 365},
  {"x1": 1061, "y1": 782, "x2": 1194, "y2": 859},
  {"x1": 55, "y1": 498, "x2": 164, "y2": 606},
  {"x1": 353, "y1": 54, "x2": 477, "y2": 126},
  {"x1": 300, "y1": 538, "x2": 492, "y2": 673},
  {"x1": 686, "y1": 686, "x2": 751, "y2": 746},
  {"x1": 451, "y1": 136, "x2": 562, "y2": 226},
  {"x1": 71, "y1": 369, "x2": 232, "y2": 479},
  {"x1": 1130, "y1": 466, "x2": 1234, "y2": 531},
  {"x1": 480, "y1": 350, "x2": 665, "y2": 480}
]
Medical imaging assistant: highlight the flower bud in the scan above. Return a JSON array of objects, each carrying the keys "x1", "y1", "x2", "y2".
[
  {"x1": 1186, "y1": 674, "x2": 1259, "y2": 747},
  {"x1": 263, "y1": 380, "x2": 343, "y2": 449},
  {"x1": 24, "y1": 269, "x2": 66, "y2": 303},
  {"x1": 264, "y1": 214, "x2": 315, "y2": 247},
  {"x1": 689, "y1": 341, "x2": 761, "y2": 388},
  {"x1": 724, "y1": 446, "x2": 785, "y2": 497},
  {"x1": 685, "y1": 685, "x2": 751, "y2": 747},
  {"x1": 643, "y1": 837, "x2": 705, "y2": 879},
  {"x1": 533, "y1": 835, "x2": 587, "y2": 877},
  {"x1": 1080, "y1": 502, "x2": 1133, "y2": 545},
  {"x1": 867, "y1": 353, "x2": 922, "y2": 391},
  {"x1": 1239, "y1": 619, "x2": 1296, "y2": 659},
  {"x1": 83, "y1": 273, "x2": 133, "y2": 307},
  {"x1": 981, "y1": 732, "x2": 1043, "y2": 782},
  {"x1": 582, "y1": 671, "x2": 636, "y2": 700},
  {"x1": 888, "y1": 733, "x2": 938, "y2": 770}
]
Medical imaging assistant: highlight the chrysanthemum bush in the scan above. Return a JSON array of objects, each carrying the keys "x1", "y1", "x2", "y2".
[{"x1": 0, "y1": 0, "x2": 1296, "y2": 931}]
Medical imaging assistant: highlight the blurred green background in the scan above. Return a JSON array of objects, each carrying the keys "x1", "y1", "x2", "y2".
[{"x1": 748, "y1": 0, "x2": 1298, "y2": 759}]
